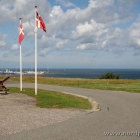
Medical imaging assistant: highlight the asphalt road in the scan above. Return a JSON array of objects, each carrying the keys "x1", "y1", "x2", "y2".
[{"x1": 1, "y1": 83, "x2": 140, "y2": 140}]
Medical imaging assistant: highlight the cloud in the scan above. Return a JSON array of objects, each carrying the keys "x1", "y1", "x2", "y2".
[
  {"x1": 56, "y1": 0, "x2": 76, "y2": 8},
  {"x1": 0, "y1": 0, "x2": 51, "y2": 23},
  {"x1": 39, "y1": 48, "x2": 51, "y2": 56},
  {"x1": 126, "y1": 15, "x2": 140, "y2": 54},
  {"x1": 88, "y1": 0, "x2": 113, "y2": 8},
  {"x1": 117, "y1": 0, "x2": 138, "y2": 7},
  {"x1": 0, "y1": 0, "x2": 140, "y2": 61},
  {"x1": 56, "y1": 39, "x2": 68, "y2": 49},
  {"x1": 0, "y1": 33, "x2": 7, "y2": 48},
  {"x1": 11, "y1": 44, "x2": 19, "y2": 50},
  {"x1": 0, "y1": 41, "x2": 7, "y2": 47},
  {"x1": 47, "y1": 0, "x2": 140, "y2": 58},
  {"x1": 71, "y1": 20, "x2": 105, "y2": 40}
]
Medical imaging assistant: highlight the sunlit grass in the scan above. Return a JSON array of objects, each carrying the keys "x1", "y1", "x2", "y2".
[
  {"x1": 9, "y1": 87, "x2": 92, "y2": 109},
  {"x1": 2, "y1": 76, "x2": 140, "y2": 93}
]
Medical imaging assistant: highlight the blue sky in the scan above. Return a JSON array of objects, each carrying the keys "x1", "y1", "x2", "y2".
[{"x1": 0, "y1": 0, "x2": 140, "y2": 69}]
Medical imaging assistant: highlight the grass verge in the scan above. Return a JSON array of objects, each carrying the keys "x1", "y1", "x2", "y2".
[
  {"x1": 7, "y1": 76, "x2": 140, "y2": 93},
  {"x1": 9, "y1": 87, "x2": 92, "y2": 109}
]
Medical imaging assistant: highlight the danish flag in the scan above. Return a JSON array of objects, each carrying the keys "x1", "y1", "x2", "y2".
[
  {"x1": 36, "y1": 11, "x2": 46, "y2": 32},
  {"x1": 18, "y1": 19, "x2": 24, "y2": 44}
]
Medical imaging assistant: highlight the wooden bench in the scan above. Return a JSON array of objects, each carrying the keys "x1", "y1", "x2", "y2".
[{"x1": 0, "y1": 77, "x2": 10, "y2": 94}]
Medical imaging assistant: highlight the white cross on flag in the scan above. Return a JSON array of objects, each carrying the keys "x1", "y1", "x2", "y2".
[
  {"x1": 36, "y1": 11, "x2": 46, "y2": 32},
  {"x1": 18, "y1": 19, "x2": 24, "y2": 44}
]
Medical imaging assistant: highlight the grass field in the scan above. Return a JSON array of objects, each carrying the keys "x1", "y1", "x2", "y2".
[
  {"x1": 6, "y1": 76, "x2": 140, "y2": 93},
  {"x1": 9, "y1": 87, "x2": 92, "y2": 109}
]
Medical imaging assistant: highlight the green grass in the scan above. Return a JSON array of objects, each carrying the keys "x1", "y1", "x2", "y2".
[
  {"x1": 9, "y1": 87, "x2": 92, "y2": 109},
  {"x1": 7, "y1": 76, "x2": 140, "y2": 93}
]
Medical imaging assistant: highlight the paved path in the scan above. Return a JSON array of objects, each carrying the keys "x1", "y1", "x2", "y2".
[{"x1": 1, "y1": 83, "x2": 140, "y2": 140}]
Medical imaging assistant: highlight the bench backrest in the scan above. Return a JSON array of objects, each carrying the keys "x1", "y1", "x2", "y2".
[{"x1": 0, "y1": 77, "x2": 10, "y2": 85}]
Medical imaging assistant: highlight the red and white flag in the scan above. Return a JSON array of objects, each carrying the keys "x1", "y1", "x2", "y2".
[
  {"x1": 36, "y1": 11, "x2": 46, "y2": 32},
  {"x1": 18, "y1": 19, "x2": 24, "y2": 44}
]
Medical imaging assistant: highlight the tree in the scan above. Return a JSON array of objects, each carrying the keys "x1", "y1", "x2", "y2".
[{"x1": 99, "y1": 72, "x2": 120, "y2": 79}]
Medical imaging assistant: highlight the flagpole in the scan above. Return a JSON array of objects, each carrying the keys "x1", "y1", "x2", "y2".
[
  {"x1": 19, "y1": 18, "x2": 22, "y2": 92},
  {"x1": 20, "y1": 43, "x2": 22, "y2": 91},
  {"x1": 35, "y1": 6, "x2": 38, "y2": 95}
]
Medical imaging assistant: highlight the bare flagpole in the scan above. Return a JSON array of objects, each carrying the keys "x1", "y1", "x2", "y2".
[
  {"x1": 20, "y1": 43, "x2": 22, "y2": 91},
  {"x1": 35, "y1": 6, "x2": 38, "y2": 95},
  {"x1": 19, "y1": 18, "x2": 22, "y2": 91}
]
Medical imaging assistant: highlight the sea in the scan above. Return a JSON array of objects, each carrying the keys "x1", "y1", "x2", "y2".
[
  {"x1": 32, "y1": 68, "x2": 140, "y2": 79},
  {"x1": 3, "y1": 68, "x2": 140, "y2": 79}
]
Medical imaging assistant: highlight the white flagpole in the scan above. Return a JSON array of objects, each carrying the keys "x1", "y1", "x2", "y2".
[
  {"x1": 19, "y1": 18, "x2": 22, "y2": 91},
  {"x1": 35, "y1": 6, "x2": 38, "y2": 95},
  {"x1": 20, "y1": 44, "x2": 22, "y2": 91}
]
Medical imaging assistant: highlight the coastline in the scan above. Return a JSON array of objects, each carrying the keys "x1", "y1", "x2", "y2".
[{"x1": 1, "y1": 68, "x2": 140, "y2": 79}]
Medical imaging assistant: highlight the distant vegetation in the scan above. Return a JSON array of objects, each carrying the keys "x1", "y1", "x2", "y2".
[{"x1": 99, "y1": 72, "x2": 120, "y2": 79}]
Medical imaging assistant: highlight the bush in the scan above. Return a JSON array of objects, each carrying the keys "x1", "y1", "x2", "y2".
[{"x1": 99, "y1": 72, "x2": 120, "y2": 79}]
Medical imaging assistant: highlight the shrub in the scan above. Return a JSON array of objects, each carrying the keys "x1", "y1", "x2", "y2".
[{"x1": 99, "y1": 72, "x2": 120, "y2": 79}]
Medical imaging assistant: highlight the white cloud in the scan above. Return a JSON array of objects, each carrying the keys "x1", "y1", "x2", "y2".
[
  {"x1": 127, "y1": 15, "x2": 140, "y2": 52},
  {"x1": 50, "y1": 6, "x2": 63, "y2": 17},
  {"x1": 22, "y1": 21, "x2": 34, "y2": 36},
  {"x1": 71, "y1": 20, "x2": 105, "y2": 41},
  {"x1": 0, "y1": 0, "x2": 50, "y2": 23},
  {"x1": 56, "y1": 0, "x2": 76, "y2": 7},
  {"x1": 0, "y1": 33, "x2": 7, "y2": 47},
  {"x1": 11, "y1": 44, "x2": 19, "y2": 50},
  {"x1": 76, "y1": 43, "x2": 93, "y2": 50},
  {"x1": 89, "y1": 0, "x2": 113, "y2": 8},
  {"x1": 0, "y1": 41, "x2": 7, "y2": 47},
  {"x1": 56, "y1": 40, "x2": 68, "y2": 49},
  {"x1": 0, "y1": 0, "x2": 140, "y2": 68}
]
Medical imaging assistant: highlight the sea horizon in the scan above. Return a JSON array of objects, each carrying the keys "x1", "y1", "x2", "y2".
[{"x1": 1, "y1": 68, "x2": 140, "y2": 79}]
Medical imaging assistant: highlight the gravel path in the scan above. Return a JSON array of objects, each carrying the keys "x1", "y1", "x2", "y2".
[
  {"x1": 1, "y1": 83, "x2": 140, "y2": 140},
  {"x1": 0, "y1": 93, "x2": 82, "y2": 136}
]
